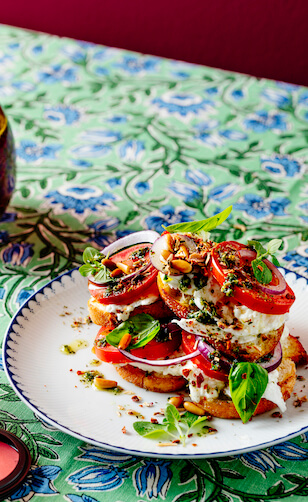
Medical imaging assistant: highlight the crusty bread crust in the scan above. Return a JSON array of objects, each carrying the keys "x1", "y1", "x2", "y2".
[
  {"x1": 88, "y1": 296, "x2": 172, "y2": 328},
  {"x1": 282, "y1": 334, "x2": 308, "y2": 365},
  {"x1": 197, "y1": 357, "x2": 296, "y2": 419},
  {"x1": 115, "y1": 364, "x2": 186, "y2": 393},
  {"x1": 205, "y1": 325, "x2": 285, "y2": 362}
]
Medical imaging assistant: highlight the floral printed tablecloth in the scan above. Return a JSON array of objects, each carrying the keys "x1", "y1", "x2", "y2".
[{"x1": 1, "y1": 23, "x2": 308, "y2": 502}]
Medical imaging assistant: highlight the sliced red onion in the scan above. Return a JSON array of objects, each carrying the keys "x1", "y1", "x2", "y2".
[
  {"x1": 197, "y1": 336, "x2": 282, "y2": 374},
  {"x1": 258, "y1": 342, "x2": 282, "y2": 372},
  {"x1": 150, "y1": 234, "x2": 197, "y2": 276},
  {"x1": 117, "y1": 348, "x2": 201, "y2": 367},
  {"x1": 237, "y1": 248, "x2": 286, "y2": 295},
  {"x1": 197, "y1": 337, "x2": 231, "y2": 371},
  {"x1": 103, "y1": 230, "x2": 159, "y2": 257},
  {"x1": 89, "y1": 230, "x2": 159, "y2": 286}
]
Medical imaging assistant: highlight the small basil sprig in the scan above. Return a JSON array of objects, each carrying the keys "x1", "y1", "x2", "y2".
[
  {"x1": 106, "y1": 313, "x2": 160, "y2": 350},
  {"x1": 162, "y1": 206, "x2": 232, "y2": 234},
  {"x1": 133, "y1": 403, "x2": 212, "y2": 446},
  {"x1": 248, "y1": 239, "x2": 282, "y2": 285},
  {"x1": 79, "y1": 247, "x2": 114, "y2": 284},
  {"x1": 229, "y1": 362, "x2": 268, "y2": 423}
]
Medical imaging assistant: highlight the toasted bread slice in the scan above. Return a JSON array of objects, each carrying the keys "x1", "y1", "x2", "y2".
[
  {"x1": 88, "y1": 296, "x2": 172, "y2": 328},
  {"x1": 115, "y1": 364, "x2": 186, "y2": 393},
  {"x1": 282, "y1": 334, "x2": 308, "y2": 365}
]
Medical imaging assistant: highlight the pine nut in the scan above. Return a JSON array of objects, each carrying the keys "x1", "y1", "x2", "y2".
[
  {"x1": 169, "y1": 396, "x2": 184, "y2": 408},
  {"x1": 94, "y1": 377, "x2": 118, "y2": 389},
  {"x1": 165, "y1": 233, "x2": 174, "y2": 251},
  {"x1": 171, "y1": 259, "x2": 192, "y2": 274},
  {"x1": 160, "y1": 249, "x2": 173, "y2": 261},
  {"x1": 101, "y1": 258, "x2": 117, "y2": 270},
  {"x1": 183, "y1": 401, "x2": 206, "y2": 416},
  {"x1": 116, "y1": 261, "x2": 131, "y2": 274},
  {"x1": 118, "y1": 333, "x2": 132, "y2": 350},
  {"x1": 110, "y1": 268, "x2": 123, "y2": 278},
  {"x1": 178, "y1": 244, "x2": 189, "y2": 258}
]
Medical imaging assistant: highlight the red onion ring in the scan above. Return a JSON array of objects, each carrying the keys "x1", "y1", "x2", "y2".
[
  {"x1": 197, "y1": 337, "x2": 231, "y2": 371},
  {"x1": 197, "y1": 336, "x2": 282, "y2": 373},
  {"x1": 117, "y1": 348, "x2": 201, "y2": 367},
  {"x1": 103, "y1": 230, "x2": 159, "y2": 257},
  {"x1": 88, "y1": 230, "x2": 159, "y2": 286},
  {"x1": 258, "y1": 342, "x2": 283, "y2": 372},
  {"x1": 237, "y1": 248, "x2": 286, "y2": 295}
]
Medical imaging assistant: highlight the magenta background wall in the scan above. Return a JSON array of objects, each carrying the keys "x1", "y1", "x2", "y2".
[{"x1": 1, "y1": 0, "x2": 308, "y2": 86}]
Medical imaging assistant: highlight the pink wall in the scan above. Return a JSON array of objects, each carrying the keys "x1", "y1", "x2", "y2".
[{"x1": 1, "y1": 0, "x2": 308, "y2": 86}]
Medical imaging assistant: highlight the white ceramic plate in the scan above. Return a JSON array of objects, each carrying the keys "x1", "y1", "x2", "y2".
[{"x1": 3, "y1": 268, "x2": 308, "y2": 459}]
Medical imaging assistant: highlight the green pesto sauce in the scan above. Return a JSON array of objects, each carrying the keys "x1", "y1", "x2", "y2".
[{"x1": 60, "y1": 339, "x2": 89, "y2": 355}]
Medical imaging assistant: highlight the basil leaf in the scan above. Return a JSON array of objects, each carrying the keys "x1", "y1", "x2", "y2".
[
  {"x1": 133, "y1": 404, "x2": 211, "y2": 445},
  {"x1": 79, "y1": 263, "x2": 96, "y2": 277},
  {"x1": 133, "y1": 422, "x2": 170, "y2": 439},
  {"x1": 248, "y1": 240, "x2": 267, "y2": 257},
  {"x1": 83, "y1": 247, "x2": 100, "y2": 262},
  {"x1": 92, "y1": 268, "x2": 113, "y2": 283},
  {"x1": 251, "y1": 259, "x2": 272, "y2": 285},
  {"x1": 163, "y1": 206, "x2": 232, "y2": 234},
  {"x1": 105, "y1": 314, "x2": 160, "y2": 349},
  {"x1": 267, "y1": 238, "x2": 282, "y2": 255},
  {"x1": 164, "y1": 402, "x2": 180, "y2": 424},
  {"x1": 181, "y1": 412, "x2": 208, "y2": 430},
  {"x1": 79, "y1": 246, "x2": 113, "y2": 283},
  {"x1": 229, "y1": 362, "x2": 268, "y2": 424},
  {"x1": 271, "y1": 255, "x2": 281, "y2": 267}
]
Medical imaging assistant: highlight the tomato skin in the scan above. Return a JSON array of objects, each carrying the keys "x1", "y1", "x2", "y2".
[
  {"x1": 181, "y1": 331, "x2": 229, "y2": 382},
  {"x1": 88, "y1": 243, "x2": 158, "y2": 305},
  {"x1": 94, "y1": 326, "x2": 182, "y2": 364},
  {"x1": 210, "y1": 241, "x2": 295, "y2": 315}
]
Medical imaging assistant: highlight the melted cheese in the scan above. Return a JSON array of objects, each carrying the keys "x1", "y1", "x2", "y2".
[
  {"x1": 160, "y1": 272, "x2": 286, "y2": 346},
  {"x1": 90, "y1": 294, "x2": 159, "y2": 322}
]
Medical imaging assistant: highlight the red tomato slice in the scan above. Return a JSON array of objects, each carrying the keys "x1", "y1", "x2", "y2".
[
  {"x1": 210, "y1": 241, "x2": 295, "y2": 315},
  {"x1": 182, "y1": 331, "x2": 229, "y2": 382},
  {"x1": 88, "y1": 243, "x2": 158, "y2": 305},
  {"x1": 94, "y1": 326, "x2": 182, "y2": 364}
]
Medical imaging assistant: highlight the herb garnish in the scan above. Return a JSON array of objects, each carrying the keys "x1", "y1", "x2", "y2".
[
  {"x1": 229, "y1": 362, "x2": 268, "y2": 423},
  {"x1": 162, "y1": 206, "x2": 232, "y2": 234},
  {"x1": 248, "y1": 239, "x2": 282, "y2": 285},
  {"x1": 79, "y1": 247, "x2": 113, "y2": 284},
  {"x1": 133, "y1": 403, "x2": 212, "y2": 446},
  {"x1": 106, "y1": 313, "x2": 160, "y2": 350}
]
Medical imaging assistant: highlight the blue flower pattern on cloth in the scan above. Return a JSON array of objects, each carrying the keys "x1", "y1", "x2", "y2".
[
  {"x1": 134, "y1": 460, "x2": 172, "y2": 499},
  {"x1": 68, "y1": 465, "x2": 128, "y2": 491},
  {"x1": 145, "y1": 205, "x2": 195, "y2": 233},
  {"x1": 261, "y1": 155, "x2": 303, "y2": 177},
  {"x1": 89, "y1": 217, "x2": 121, "y2": 247},
  {"x1": 244, "y1": 111, "x2": 288, "y2": 132},
  {"x1": 1, "y1": 242, "x2": 34, "y2": 266},
  {"x1": 45, "y1": 186, "x2": 116, "y2": 216},
  {"x1": 44, "y1": 105, "x2": 81, "y2": 125},
  {"x1": 38, "y1": 63, "x2": 77, "y2": 83},
  {"x1": 234, "y1": 194, "x2": 290, "y2": 219},
  {"x1": 9, "y1": 466, "x2": 61, "y2": 500},
  {"x1": 116, "y1": 55, "x2": 159, "y2": 74},
  {"x1": 152, "y1": 93, "x2": 214, "y2": 117},
  {"x1": 17, "y1": 140, "x2": 62, "y2": 162}
]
